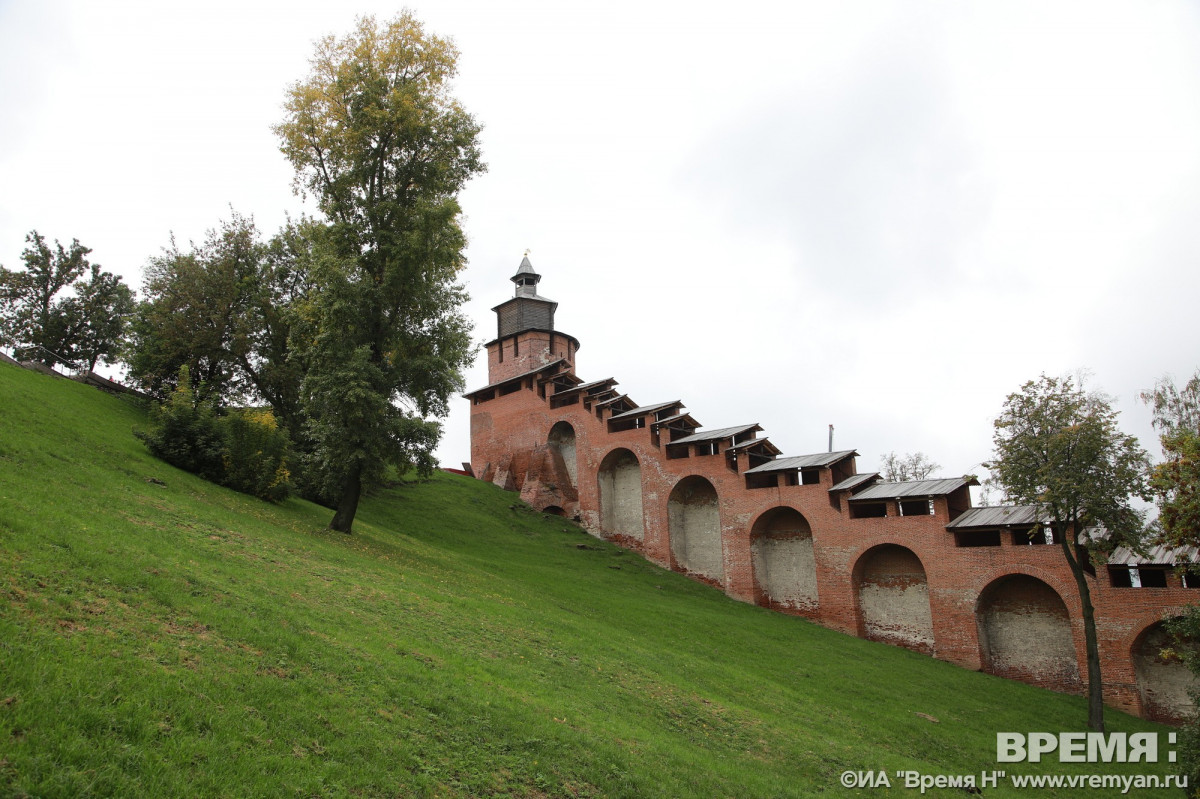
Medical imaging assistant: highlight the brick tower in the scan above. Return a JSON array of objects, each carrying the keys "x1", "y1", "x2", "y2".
[{"x1": 485, "y1": 256, "x2": 580, "y2": 383}]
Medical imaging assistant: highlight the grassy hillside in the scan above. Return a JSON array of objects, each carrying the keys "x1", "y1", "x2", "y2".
[{"x1": 0, "y1": 361, "x2": 1180, "y2": 797}]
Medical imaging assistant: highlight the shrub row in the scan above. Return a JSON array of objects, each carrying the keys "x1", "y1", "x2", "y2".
[{"x1": 136, "y1": 369, "x2": 291, "y2": 502}]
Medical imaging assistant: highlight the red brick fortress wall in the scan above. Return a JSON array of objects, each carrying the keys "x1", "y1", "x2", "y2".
[{"x1": 466, "y1": 331, "x2": 1196, "y2": 724}]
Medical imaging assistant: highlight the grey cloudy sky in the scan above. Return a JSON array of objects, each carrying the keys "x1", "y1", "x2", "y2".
[{"x1": 2, "y1": 1, "x2": 1198, "y2": 484}]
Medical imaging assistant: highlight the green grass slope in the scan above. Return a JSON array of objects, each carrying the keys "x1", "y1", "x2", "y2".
[{"x1": 0, "y1": 361, "x2": 1180, "y2": 797}]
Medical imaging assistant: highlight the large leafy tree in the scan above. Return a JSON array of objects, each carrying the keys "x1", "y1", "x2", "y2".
[
  {"x1": 129, "y1": 213, "x2": 319, "y2": 425},
  {"x1": 1141, "y1": 371, "x2": 1200, "y2": 549},
  {"x1": 129, "y1": 216, "x2": 262, "y2": 403},
  {"x1": 988, "y1": 375, "x2": 1150, "y2": 732},
  {"x1": 0, "y1": 230, "x2": 133, "y2": 370},
  {"x1": 274, "y1": 13, "x2": 482, "y2": 532}
]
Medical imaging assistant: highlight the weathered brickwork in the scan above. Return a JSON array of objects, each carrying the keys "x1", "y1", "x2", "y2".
[{"x1": 466, "y1": 261, "x2": 1197, "y2": 723}]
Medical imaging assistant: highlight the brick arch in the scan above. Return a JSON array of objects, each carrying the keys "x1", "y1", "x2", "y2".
[
  {"x1": 750, "y1": 506, "x2": 818, "y2": 613},
  {"x1": 852, "y1": 544, "x2": 934, "y2": 654},
  {"x1": 975, "y1": 574, "x2": 1080, "y2": 693},
  {"x1": 597, "y1": 448, "x2": 643, "y2": 542},
  {"x1": 547, "y1": 421, "x2": 577, "y2": 489},
  {"x1": 668, "y1": 476, "x2": 722, "y2": 584},
  {"x1": 1132, "y1": 620, "x2": 1196, "y2": 724},
  {"x1": 971, "y1": 564, "x2": 1078, "y2": 607}
]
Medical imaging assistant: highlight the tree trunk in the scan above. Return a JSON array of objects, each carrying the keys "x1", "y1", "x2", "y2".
[
  {"x1": 1079, "y1": 580, "x2": 1105, "y2": 733},
  {"x1": 329, "y1": 462, "x2": 363, "y2": 534},
  {"x1": 1063, "y1": 537, "x2": 1105, "y2": 732}
]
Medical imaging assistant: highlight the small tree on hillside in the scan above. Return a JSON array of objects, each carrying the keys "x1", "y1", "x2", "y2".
[
  {"x1": 987, "y1": 374, "x2": 1150, "y2": 732},
  {"x1": 0, "y1": 231, "x2": 133, "y2": 370},
  {"x1": 1141, "y1": 370, "x2": 1200, "y2": 549},
  {"x1": 1142, "y1": 370, "x2": 1200, "y2": 783},
  {"x1": 1, "y1": 231, "x2": 88, "y2": 365},
  {"x1": 58, "y1": 264, "x2": 137, "y2": 372},
  {"x1": 880, "y1": 451, "x2": 940, "y2": 482}
]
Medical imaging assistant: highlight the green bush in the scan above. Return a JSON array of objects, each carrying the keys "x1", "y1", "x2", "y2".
[
  {"x1": 220, "y1": 408, "x2": 292, "y2": 502},
  {"x1": 136, "y1": 366, "x2": 292, "y2": 502},
  {"x1": 135, "y1": 368, "x2": 224, "y2": 482}
]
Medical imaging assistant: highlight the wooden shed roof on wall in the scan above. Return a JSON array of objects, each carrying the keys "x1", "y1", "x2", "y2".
[
  {"x1": 607, "y1": 400, "x2": 683, "y2": 421},
  {"x1": 745, "y1": 449, "x2": 859, "y2": 474},
  {"x1": 1108, "y1": 544, "x2": 1200, "y2": 566},
  {"x1": 596, "y1": 393, "x2": 634, "y2": 409},
  {"x1": 727, "y1": 438, "x2": 782, "y2": 455},
  {"x1": 850, "y1": 476, "x2": 978, "y2": 501},
  {"x1": 944, "y1": 504, "x2": 1046, "y2": 529},
  {"x1": 561, "y1": 377, "x2": 617, "y2": 395},
  {"x1": 463, "y1": 359, "x2": 568, "y2": 397},
  {"x1": 829, "y1": 472, "x2": 879, "y2": 492},
  {"x1": 651, "y1": 412, "x2": 701, "y2": 429},
  {"x1": 669, "y1": 424, "x2": 762, "y2": 445}
]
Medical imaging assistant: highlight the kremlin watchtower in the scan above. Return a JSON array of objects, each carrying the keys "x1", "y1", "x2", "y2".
[{"x1": 485, "y1": 256, "x2": 580, "y2": 384}]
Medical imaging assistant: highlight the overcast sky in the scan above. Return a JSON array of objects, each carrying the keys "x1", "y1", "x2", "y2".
[{"x1": 3, "y1": 1, "x2": 1198, "y2": 487}]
